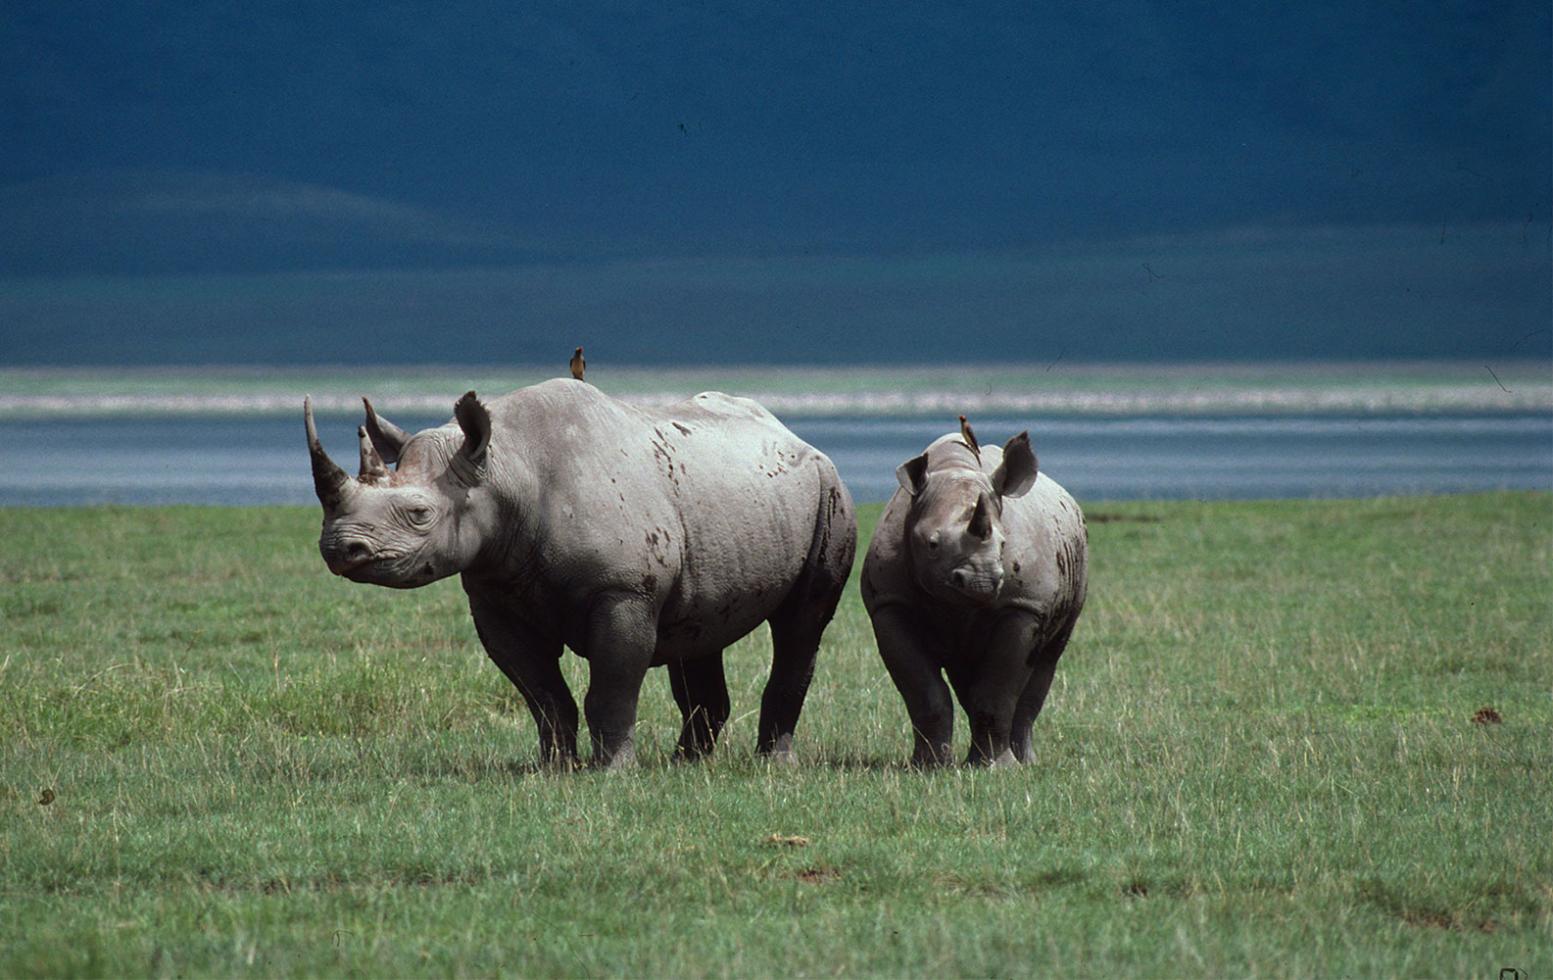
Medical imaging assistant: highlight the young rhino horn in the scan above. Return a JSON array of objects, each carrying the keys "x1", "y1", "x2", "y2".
[
  {"x1": 969, "y1": 490, "x2": 996, "y2": 540},
  {"x1": 357, "y1": 426, "x2": 390, "y2": 485}
]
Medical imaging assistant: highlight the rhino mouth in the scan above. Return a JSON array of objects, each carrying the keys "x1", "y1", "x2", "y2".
[
  {"x1": 333, "y1": 555, "x2": 384, "y2": 578},
  {"x1": 947, "y1": 568, "x2": 1004, "y2": 604},
  {"x1": 331, "y1": 552, "x2": 434, "y2": 587}
]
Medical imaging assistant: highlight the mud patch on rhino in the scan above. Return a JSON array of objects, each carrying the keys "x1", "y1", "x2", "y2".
[{"x1": 645, "y1": 529, "x2": 670, "y2": 567}]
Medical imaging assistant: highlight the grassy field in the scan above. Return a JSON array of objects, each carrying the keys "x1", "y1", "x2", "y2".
[{"x1": 1, "y1": 493, "x2": 1549, "y2": 976}]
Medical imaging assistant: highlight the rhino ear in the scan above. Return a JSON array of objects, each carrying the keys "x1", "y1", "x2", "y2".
[
  {"x1": 895, "y1": 453, "x2": 929, "y2": 496},
  {"x1": 362, "y1": 397, "x2": 409, "y2": 466},
  {"x1": 991, "y1": 432, "x2": 1038, "y2": 498},
  {"x1": 453, "y1": 390, "x2": 492, "y2": 474}
]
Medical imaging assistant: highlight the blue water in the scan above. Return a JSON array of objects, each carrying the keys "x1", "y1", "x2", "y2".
[{"x1": 0, "y1": 413, "x2": 1548, "y2": 506}]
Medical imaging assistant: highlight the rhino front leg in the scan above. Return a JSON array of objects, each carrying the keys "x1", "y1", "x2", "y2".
[
  {"x1": 871, "y1": 604, "x2": 954, "y2": 766},
  {"x1": 1011, "y1": 619, "x2": 1075, "y2": 764},
  {"x1": 581, "y1": 591, "x2": 658, "y2": 769},
  {"x1": 959, "y1": 612, "x2": 1042, "y2": 766},
  {"x1": 467, "y1": 593, "x2": 579, "y2": 767}
]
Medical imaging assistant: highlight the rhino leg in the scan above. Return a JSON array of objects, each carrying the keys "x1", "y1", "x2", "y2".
[
  {"x1": 468, "y1": 593, "x2": 578, "y2": 767},
  {"x1": 958, "y1": 612, "x2": 1043, "y2": 767},
  {"x1": 581, "y1": 591, "x2": 658, "y2": 769},
  {"x1": 668, "y1": 651, "x2": 730, "y2": 760},
  {"x1": 872, "y1": 605, "x2": 954, "y2": 766},
  {"x1": 1011, "y1": 620, "x2": 1076, "y2": 764},
  {"x1": 758, "y1": 492, "x2": 855, "y2": 763},
  {"x1": 759, "y1": 614, "x2": 822, "y2": 763}
]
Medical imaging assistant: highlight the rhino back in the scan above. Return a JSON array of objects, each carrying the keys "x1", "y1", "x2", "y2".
[{"x1": 481, "y1": 381, "x2": 842, "y2": 653}]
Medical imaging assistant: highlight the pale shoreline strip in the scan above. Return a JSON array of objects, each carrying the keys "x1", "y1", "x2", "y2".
[{"x1": 1, "y1": 384, "x2": 1549, "y2": 418}]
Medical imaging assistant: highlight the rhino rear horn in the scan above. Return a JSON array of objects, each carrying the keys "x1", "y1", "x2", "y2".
[
  {"x1": 357, "y1": 426, "x2": 390, "y2": 485},
  {"x1": 304, "y1": 396, "x2": 353, "y2": 511},
  {"x1": 362, "y1": 397, "x2": 409, "y2": 465},
  {"x1": 451, "y1": 390, "x2": 492, "y2": 481}
]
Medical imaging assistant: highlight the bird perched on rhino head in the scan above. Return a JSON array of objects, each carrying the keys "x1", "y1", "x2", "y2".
[
  {"x1": 570, "y1": 346, "x2": 586, "y2": 381},
  {"x1": 958, "y1": 414, "x2": 980, "y2": 462}
]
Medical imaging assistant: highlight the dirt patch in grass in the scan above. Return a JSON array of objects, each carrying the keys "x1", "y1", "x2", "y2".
[
  {"x1": 793, "y1": 867, "x2": 840, "y2": 885},
  {"x1": 1028, "y1": 867, "x2": 1087, "y2": 889},
  {"x1": 1362, "y1": 880, "x2": 1504, "y2": 934},
  {"x1": 1399, "y1": 909, "x2": 1498, "y2": 933},
  {"x1": 1472, "y1": 706, "x2": 1503, "y2": 725}
]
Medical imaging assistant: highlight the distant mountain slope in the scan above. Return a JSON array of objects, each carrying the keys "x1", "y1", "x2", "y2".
[{"x1": 0, "y1": 172, "x2": 534, "y2": 276}]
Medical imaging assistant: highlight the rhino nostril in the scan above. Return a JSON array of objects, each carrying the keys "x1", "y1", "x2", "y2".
[
  {"x1": 951, "y1": 569, "x2": 969, "y2": 589},
  {"x1": 344, "y1": 540, "x2": 372, "y2": 562}
]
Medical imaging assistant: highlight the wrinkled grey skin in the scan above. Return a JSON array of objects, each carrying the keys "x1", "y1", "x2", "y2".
[
  {"x1": 306, "y1": 379, "x2": 856, "y2": 768},
  {"x1": 861, "y1": 430, "x2": 1087, "y2": 766}
]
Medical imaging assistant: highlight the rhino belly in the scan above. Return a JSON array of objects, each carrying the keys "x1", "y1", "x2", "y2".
[
  {"x1": 652, "y1": 597, "x2": 775, "y2": 663},
  {"x1": 649, "y1": 508, "x2": 815, "y2": 662}
]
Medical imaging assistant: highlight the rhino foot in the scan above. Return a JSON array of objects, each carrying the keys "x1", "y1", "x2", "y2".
[
  {"x1": 591, "y1": 743, "x2": 638, "y2": 771},
  {"x1": 758, "y1": 733, "x2": 798, "y2": 767},
  {"x1": 965, "y1": 747, "x2": 1021, "y2": 768}
]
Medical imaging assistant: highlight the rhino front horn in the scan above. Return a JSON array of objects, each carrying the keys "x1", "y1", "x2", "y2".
[{"x1": 304, "y1": 396, "x2": 353, "y2": 511}]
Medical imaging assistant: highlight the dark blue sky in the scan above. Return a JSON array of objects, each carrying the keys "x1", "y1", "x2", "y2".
[{"x1": 2, "y1": 2, "x2": 1549, "y2": 364}]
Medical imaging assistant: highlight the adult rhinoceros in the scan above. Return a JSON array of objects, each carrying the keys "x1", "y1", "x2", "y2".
[
  {"x1": 861, "y1": 424, "x2": 1086, "y2": 767},
  {"x1": 304, "y1": 379, "x2": 856, "y2": 768}
]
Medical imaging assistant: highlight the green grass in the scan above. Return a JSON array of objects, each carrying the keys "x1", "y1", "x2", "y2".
[{"x1": 2, "y1": 494, "x2": 1550, "y2": 976}]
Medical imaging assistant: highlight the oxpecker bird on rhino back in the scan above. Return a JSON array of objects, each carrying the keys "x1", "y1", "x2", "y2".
[
  {"x1": 861, "y1": 422, "x2": 1087, "y2": 766},
  {"x1": 304, "y1": 378, "x2": 857, "y2": 768}
]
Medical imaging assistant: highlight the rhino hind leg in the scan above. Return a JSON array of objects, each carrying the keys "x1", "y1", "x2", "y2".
[
  {"x1": 668, "y1": 652, "x2": 731, "y2": 760},
  {"x1": 758, "y1": 478, "x2": 857, "y2": 762},
  {"x1": 758, "y1": 612, "x2": 822, "y2": 762}
]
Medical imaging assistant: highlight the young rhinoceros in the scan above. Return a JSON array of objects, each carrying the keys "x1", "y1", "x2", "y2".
[
  {"x1": 304, "y1": 379, "x2": 856, "y2": 768},
  {"x1": 861, "y1": 424, "x2": 1086, "y2": 766}
]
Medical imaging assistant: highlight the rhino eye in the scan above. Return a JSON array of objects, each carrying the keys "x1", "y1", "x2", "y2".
[{"x1": 406, "y1": 505, "x2": 433, "y2": 526}]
